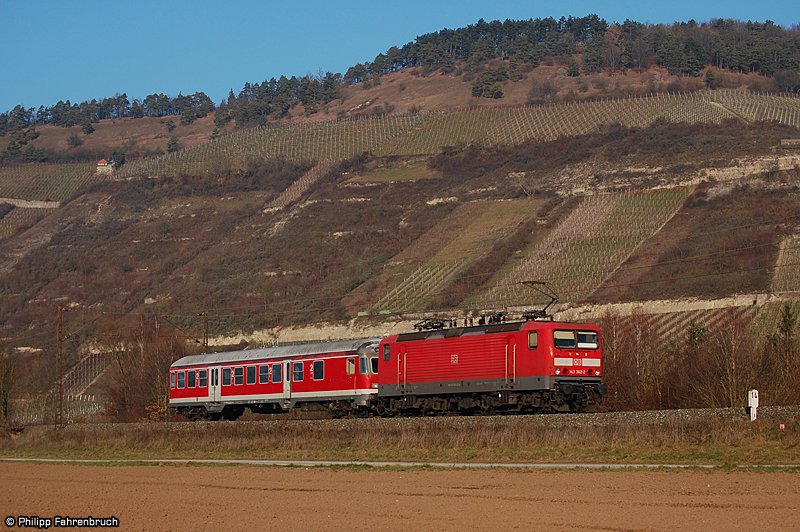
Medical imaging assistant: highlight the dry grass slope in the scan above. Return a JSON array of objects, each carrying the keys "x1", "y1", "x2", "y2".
[
  {"x1": 476, "y1": 187, "x2": 692, "y2": 307},
  {"x1": 369, "y1": 199, "x2": 540, "y2": 313},
  {"x1": 0, "y1": 207, "x2": 53, "y2": 239}
]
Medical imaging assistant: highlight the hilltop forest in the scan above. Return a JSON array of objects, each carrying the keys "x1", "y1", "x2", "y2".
[{"x1": 2, "y1": 15, "x2": 800, "y2": 142}]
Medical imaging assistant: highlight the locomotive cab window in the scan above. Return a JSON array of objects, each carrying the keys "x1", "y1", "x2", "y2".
[
  {"x1": 312, "y1": 360, "x2": 324, "y2": 380},
  {"x1": 187, "y1": 370, "x2": 196, "y2": 388},
  {"x1": 170, "y1": 372, "x2": 175, "y2": 389},
  {"x1": 528, "y1": 331, "x2": 538, "y2": 349},
  {"x1": 234, "y1": 367, "x2": 244, "y2": 385},
  {"x1": 553, "y1": 330, "x2": 577, "y2": 349},
  {"x1": 198, "y1": 369, "x2": 208, "y2": 387},
  {"x1": 177, "y1": 371, "x2": 185, "y2": 389},
  {"x1": 359, "y1": 357, "x2": 368, "y2": 375},
  {"x1": 383, "y1": 344, "x2": 391, "y2": 361},
  {"x1": 259, "y1": 365, "x2": 269, "y2": 384},
  {"x1": 222, "y1": 368, "x2": 231, "y2": 386},
  {"x1": 370, "y1": 357, "x2": 378, "y2": 374},
  {"x1": 293, "y1": 362, "x2": 304, "y2": 382},
  {"x1": 577, "y1": 331, "x2": 599, "y2": 349},
  {"x1": 346, "y1": 358, "x2": 356, "y2": 375},
  {"x1": 246, "y1": 366, "x2": 256, "y2": 385}
]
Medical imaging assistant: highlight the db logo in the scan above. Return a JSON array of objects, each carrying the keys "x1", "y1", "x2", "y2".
[
  {"x1": 573, "y1": 358, "x2": 582, "y2": 366},
  {"x1": 450, "y1": 354, "x2": 459, "y2": 364}
]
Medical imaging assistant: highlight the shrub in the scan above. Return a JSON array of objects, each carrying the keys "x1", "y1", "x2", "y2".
[{"x1": 67, "y1": 133, "x2": 83, "y2": 148}]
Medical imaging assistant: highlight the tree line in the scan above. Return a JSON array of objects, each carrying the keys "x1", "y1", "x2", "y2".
[
  {"x1": 353, "y1": 16, "x2": 800, "y2": 81},
  {"x1": 2, "y1": 15, "x2": 799, "y2": 137},
  {"x1": 0, "y1": 91, "x2": 215, "y2": 137},
  {"x1": 600, "y1": 306, "x2": 800, "y2": 411}
]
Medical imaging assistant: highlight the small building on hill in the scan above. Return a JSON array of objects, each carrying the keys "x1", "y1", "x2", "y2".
[{"x1": 96, "y1": 159, "x2": 114, "y2": 176}]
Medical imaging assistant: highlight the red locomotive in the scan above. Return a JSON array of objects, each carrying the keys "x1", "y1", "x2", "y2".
[{"x1": 168, "y1": 317, "x2": 606, "y2": 420}]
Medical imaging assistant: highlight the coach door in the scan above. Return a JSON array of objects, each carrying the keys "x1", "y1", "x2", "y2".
[
  {"x1": 283, "y1": 361, "x2": 291, "y2": 400},
  {"x1": 210, "y1": 368, "x2": 221, "y2": 402}
]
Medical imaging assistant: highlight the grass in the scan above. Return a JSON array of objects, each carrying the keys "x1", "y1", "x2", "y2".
[
  {"x1": 2, "y1": 414, "x2": 798, "y2": 466},
  {"x1": 365, "y1": 198, "x2": 541, "y2": 312},
  {"x1": 348, "y1": 161, "x2": 440, "y2": 183},
  {"x1": 429, "y1": 199, "x2": 540, "y2": 263}
]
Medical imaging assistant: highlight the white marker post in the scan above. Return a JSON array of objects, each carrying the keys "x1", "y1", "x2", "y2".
[{"x1": 747, "y1": 389, "x2": 759, "y2": 422}]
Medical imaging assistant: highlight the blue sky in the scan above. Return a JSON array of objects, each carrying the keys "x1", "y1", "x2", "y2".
[{"x1": 0, "y1": 0, "x2": 796, "y2": 112}]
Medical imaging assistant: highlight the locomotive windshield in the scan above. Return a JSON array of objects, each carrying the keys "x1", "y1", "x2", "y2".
[
  {"x1": 577, "y1": 331, "x2": 599, "y2": 349},
  {"x1": 358, "y1": 343, "x2": 380, "y2": 374},
  {"x1": 554, "y1": 330, "x2": 599, "y2": 349},
  {"x1": 358, "y1": 356, "x2": 379, "y2": 374}
]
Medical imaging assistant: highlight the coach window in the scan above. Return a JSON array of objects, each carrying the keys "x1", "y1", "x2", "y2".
[
  {"x1": 293, "y1": 362, "x2": 304, "y2": 382},
  {"x1": 170, "y1": 372, "x2": 175, "y2": 389},
  {"x1": 272, "y1": 363, "x2": 282, "y2": 383},
  {"x1": 259, "y1": 365, "x2": 269, "y2": 384},
  {"x1": 528, "y1": 331, "x2": 538, "y2": 349},
  {"x1": 199, "y1": 369, "x2": 208, "y2": 387},
  {"x1": 313, "y1": 360, "x2": 324, "y2": 380},
  {"x1": 359, "y1": 357, "x2": 368, "y2": 375},
  {"x1": 346, "y1": 358, "x2": 355, "y2": 375},
  {"x1": 187, "y1": 370, "x2": 196, "y2": 388},
  {"x1": 577, "y1": 331, "x2": 599, "y2": 349},
  {"x1": 177, "y1": 371, "x2": 185, "y2": 389},
  {"x1": 246, "y1": 365, "x2": 256, "y2": 385},
  {"x1": 222, "y1": 368, "x2": 231, "y2": 386},
  {"x1": 234, "y1": 366, "x2": 244, "y2": 385},
  {"x1": 383, "y1": 344, "x2": 391, "y2": 361},
  {"x1": 553, "y1": 330, "x2": 577, "y2": 349}
]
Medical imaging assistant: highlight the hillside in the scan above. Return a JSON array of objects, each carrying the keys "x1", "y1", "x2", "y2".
[
  {"x1": 1, "y1": 108, "x2": 798, "y2": 334},
  {"x1": 2, "y1": 83, "x2": 800, "y2": 422},
  {"x1": 6, "y1": 65, "x2": 782, "y2": 162}
]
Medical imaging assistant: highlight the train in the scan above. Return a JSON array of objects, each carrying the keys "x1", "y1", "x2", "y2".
[{"x1": 168, "y1": 316, "x2": 607, "y2": 420}]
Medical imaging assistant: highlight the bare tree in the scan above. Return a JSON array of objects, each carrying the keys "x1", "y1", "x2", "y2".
[
  {"x1": 603, "y1": 25, "x2": 624, "y2": 72},
  {"x1": 696, "y1": 311, "x2": 759, "y2": 408},
  {"x1": 104, "y1": 317, "x2": 186, "y2": 421},
  {"x1": 0, "y1": 347, "x2": 17, "y2": 420}
]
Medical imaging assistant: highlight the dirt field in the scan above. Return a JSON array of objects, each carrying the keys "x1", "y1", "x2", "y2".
[{"x1": 1, "y1": 463, "x2": 798, "y2": 531}]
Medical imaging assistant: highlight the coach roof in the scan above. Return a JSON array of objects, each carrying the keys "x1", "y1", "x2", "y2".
[{"x1": 171, "y1": 338, "x2": 381, "y2": 368}]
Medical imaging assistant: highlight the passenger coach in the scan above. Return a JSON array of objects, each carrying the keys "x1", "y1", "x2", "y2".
[{"x1": 169, "y1": 338, "x2": 381, "y2": 420}]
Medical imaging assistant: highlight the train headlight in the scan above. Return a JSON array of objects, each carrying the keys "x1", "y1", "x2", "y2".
[
  {"x1": 371, "y1": 383, "x2": 379, "y2": 388},
  {"x1": 555, "y1": 368, "x2": 561, "y2": 375}
]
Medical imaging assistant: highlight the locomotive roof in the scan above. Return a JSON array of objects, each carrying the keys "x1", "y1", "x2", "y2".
[
  {"x1": 171, "y1": 337, "x2": 381, "y2": 368},
  {"x1": 394, "y1": 320, "x2": 599, "y2": 342}
]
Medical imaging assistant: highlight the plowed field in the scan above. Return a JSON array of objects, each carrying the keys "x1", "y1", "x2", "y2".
[{"x1": 1, "y1": 463, "x2": 798, "y2": 531}]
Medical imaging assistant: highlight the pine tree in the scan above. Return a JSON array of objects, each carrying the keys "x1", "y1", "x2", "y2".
[{"x1": 167, "y1": 136, "x2": 180, "y2": 153}]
